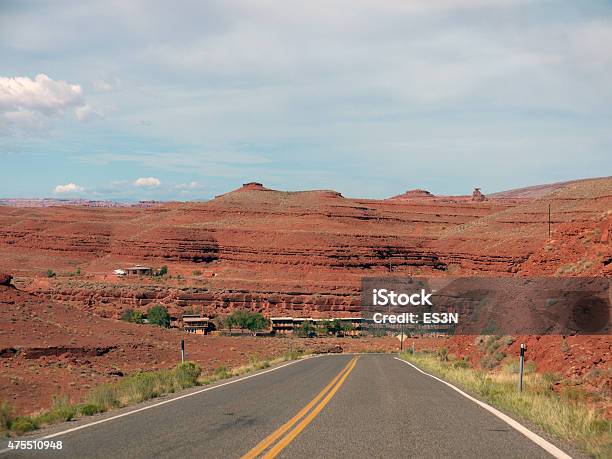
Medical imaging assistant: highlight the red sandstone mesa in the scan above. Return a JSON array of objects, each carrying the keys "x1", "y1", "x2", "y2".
[{"x1": 0, "y1": 177, "x2": 610, "y2": 415}]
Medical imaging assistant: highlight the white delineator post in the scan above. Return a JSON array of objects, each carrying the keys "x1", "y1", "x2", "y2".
[{"x1": 519, "y1": 343, "x2": 526, "y2": 392}]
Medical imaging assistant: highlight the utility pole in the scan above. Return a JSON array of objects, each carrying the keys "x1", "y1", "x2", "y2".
[{"x1": 180, "y1": 338, "x2": 185, "y2": 363}]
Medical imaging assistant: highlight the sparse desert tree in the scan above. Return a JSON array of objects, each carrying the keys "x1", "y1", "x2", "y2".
[
  {"x1": 224, "y1": 310, "x2": 268, "y2": 332},
  {"x1": 120, "y1": 309, "x2": 143, "y2": 324},
  {"x1": 147, "y1": 305, "x2": 171, "y2": 328},
  {"x1": 295, "y1": 321, "x2": 316, "y2": 338}
]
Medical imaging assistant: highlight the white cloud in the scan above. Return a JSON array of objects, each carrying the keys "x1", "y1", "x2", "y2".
[
  {"x1": 0, "y1": 74, "x2": 95, "y2": 132},
  {"x1": 54, "y1": 182, "x2": 85, "y2": 194},
  {"x1": 175, "y1": 181, "x2": 201, "y2": 189},
  {"x1": 93, "y1": 78, "x2": 120, "y2": 92},
  {"x1": 75, "y1": 104, "x2": 100, "y2": 121},
  {"x1": 134, "y1": 177, "x2": 161, "y2": 187}
]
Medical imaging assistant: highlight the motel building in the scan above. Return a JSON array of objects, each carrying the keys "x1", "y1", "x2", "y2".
[
  {"x1": 182, "y1": 314, "x2": 215, "y2": 335},
  {"x1": 269, "y1": 317, "x2": 363, "y2": 336}
]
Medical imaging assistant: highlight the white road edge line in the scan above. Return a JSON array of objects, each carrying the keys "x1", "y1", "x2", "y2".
[
  {"x1": 393, "y1": 357, "x2": 572, "y2": 459},
  {"x1": 0, "y1": 356, "x2": 321, "y2": 454}
]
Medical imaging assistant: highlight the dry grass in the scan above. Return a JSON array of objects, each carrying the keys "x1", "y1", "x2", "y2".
[
  {"x1": 1, "y1": 350, "x2": 311, "y2": 438},
  {"x1": 400, "y1": 351, "x2": 611, "y2": 458}
]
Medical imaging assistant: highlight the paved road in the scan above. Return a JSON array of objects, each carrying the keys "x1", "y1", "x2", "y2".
[{"x1": 1, "y1": 354, "x2": 567, "y2": 459}]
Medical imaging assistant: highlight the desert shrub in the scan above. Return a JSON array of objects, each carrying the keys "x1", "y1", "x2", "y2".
[
  {"x1": 542, "y1": 372, "x2": 561, "y2": 385},
  {"x1": 214, "y1": 365, "x2": 231, "y2": 379},
  {"x1": 147, "y1": 305, "x2": 170, "y2": 328},
  {"x1": 77, "y1": 403, "x2": 100, "y2": 416},
  {"x1": 0, "y1": 402, "x2": 12, "y2": 434},
  {"x1": 158, "y1": 265, "x2": 168, "y2": 276},
  {"x1": 192, "y1": 270, "x2": 202, "y2": 276},
  {"x1": 480, "y1": 353, "x2": 503, "y2": 370},
  {"x1": 436, "y1": 347, "x2": 449, "y2": 362},
  {"x1": 503, "y1": 336, "x2": 515, "y2": 346},
  {"x1": 485, "y1": 337, "x2": 502, "y2": 353},
  {"x1": 173, "y1": 362, "x2": 202, "y2": 389},
  {"x1": 6, "y1": 362, "x2": 205, "y2": 437},
  {"x1": 562, "y1": 386, "x2": 588, "y2": 403},
  {"x1": 86, "y1": 362, "x2": 202, "y2": 411},
  {"x1": 46, "y1": 269, "x2": 56, "y2": 278},
  {"x1": 10, "y1": 417, "x2": 37, "y2": 435},
  {"x1": 121, "y1": 309, "x2": 143, "y2": 324},
  {"x1": 503, "y1": 360, "x2": 536, "y2": 375},
  {"x1": 283, "y1": 349, "x2": 304, "y2": 361},
  {"x1": 118, "y1": 372, "x2": 161, "y2": 403},
  {"x1": 36, "y1": 395, "x2": 76, "y2": 425},
  {"x1": 452, "y1": 358, "x2": 471, "y2": 369},
  {"x1": 247, "y1": 354, "x2": 271, "y2": 370},
  {"x1": 525, "y1": 361, "x2": 536, "y2": 373},
  {"x1": 87, "y1": 384, "x2": 120, "y2": 413}
]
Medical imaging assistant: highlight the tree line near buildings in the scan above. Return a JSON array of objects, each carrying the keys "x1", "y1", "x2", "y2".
[
  {"x1": 120, "y1": 306, "x2": 267, "y2": 332},
  {"x1": 121, "y1": 305, "x2": 170, "y2": 328},
  {"x1": 120, "y1": 307, "x2": 352, "y2": 337},
  {"x1": 294, "y1": 319, "x2": 354, "y2": 337},
  {"x1": 223, "y1": 310, "x2": 267, "y2": 332}
]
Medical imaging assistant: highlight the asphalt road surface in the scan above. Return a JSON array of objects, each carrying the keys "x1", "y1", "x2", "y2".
[{"x1": 1, "y1": 354, "x2": 570, "y2": 459}]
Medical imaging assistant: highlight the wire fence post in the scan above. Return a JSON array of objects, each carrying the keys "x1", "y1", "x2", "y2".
[{"x1": 181, "y1": 338, "x2": 185, "y2": 364}]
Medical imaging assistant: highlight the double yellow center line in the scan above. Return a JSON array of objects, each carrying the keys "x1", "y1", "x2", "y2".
[{"x1": 242, "y1": 355, "x2": 359, "y2": 459}]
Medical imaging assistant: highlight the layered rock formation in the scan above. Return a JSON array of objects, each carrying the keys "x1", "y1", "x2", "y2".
[
  {"x1": 388, "y1": 189, "x2": 435, "y2": 200},
  {"x1": 0, "y1": 178, "x2": 610, "y2": 318},
  {"x1": 471, "y1": 188, "x2": 486, "y2": 202}
]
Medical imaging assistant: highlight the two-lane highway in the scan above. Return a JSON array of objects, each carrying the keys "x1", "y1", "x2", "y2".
[{"x1": 2, "y1": 354, "x2": 570, "y2": 459}]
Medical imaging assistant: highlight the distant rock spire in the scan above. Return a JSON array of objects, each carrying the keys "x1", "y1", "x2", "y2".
[{"x1": 471, "y1": 188, "x2": 486, "y2": 202}]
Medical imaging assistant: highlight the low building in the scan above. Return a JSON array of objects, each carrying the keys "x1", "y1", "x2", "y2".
[
  {"x1": 270, "y1": 317, "x2": 296, "y2": 335},
  {"x1": 124, "y1": 265, "x2": 153, "y2": 275},
  {"x1": 182, "y1": 314, "x2": 215, "y2": 334},
  {"x1": 270, "y1": 317, "x2": 363, "y2": 336}
]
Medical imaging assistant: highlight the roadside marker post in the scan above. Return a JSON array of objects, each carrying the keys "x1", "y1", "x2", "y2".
[
  {"x1": 181, "y1": 338, "x2": 185, "y2": 363},
  {"x1": 519, "y1": 343, "x2": 526, "y2": 392},
  {"x1": 396, "y1": 331, "x2": 407, "y2": 351}
]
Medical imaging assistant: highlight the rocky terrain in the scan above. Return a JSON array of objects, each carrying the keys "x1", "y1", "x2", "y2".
[
  {"x1": 0, "y1": 280, "x2": 397, "y2": 415},
  {"x1": 0, "y1": 177, "x2": 610, "y2": 415},
  {"x1": 0, "y1": 177, "x2": 609, "y2": 319}
]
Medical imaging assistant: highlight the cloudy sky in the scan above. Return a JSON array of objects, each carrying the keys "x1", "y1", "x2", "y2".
[{"x1": 1, "y1": 0, "x2": 611, "y2": 201}]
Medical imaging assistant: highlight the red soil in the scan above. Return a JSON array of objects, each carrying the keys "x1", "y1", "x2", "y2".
[
  {"x1": 0, "y1": 284, "x2": 396, "y2": 415},
  {"x1": 0, "y1": 177, "x2": 610, "y2": 415}
]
